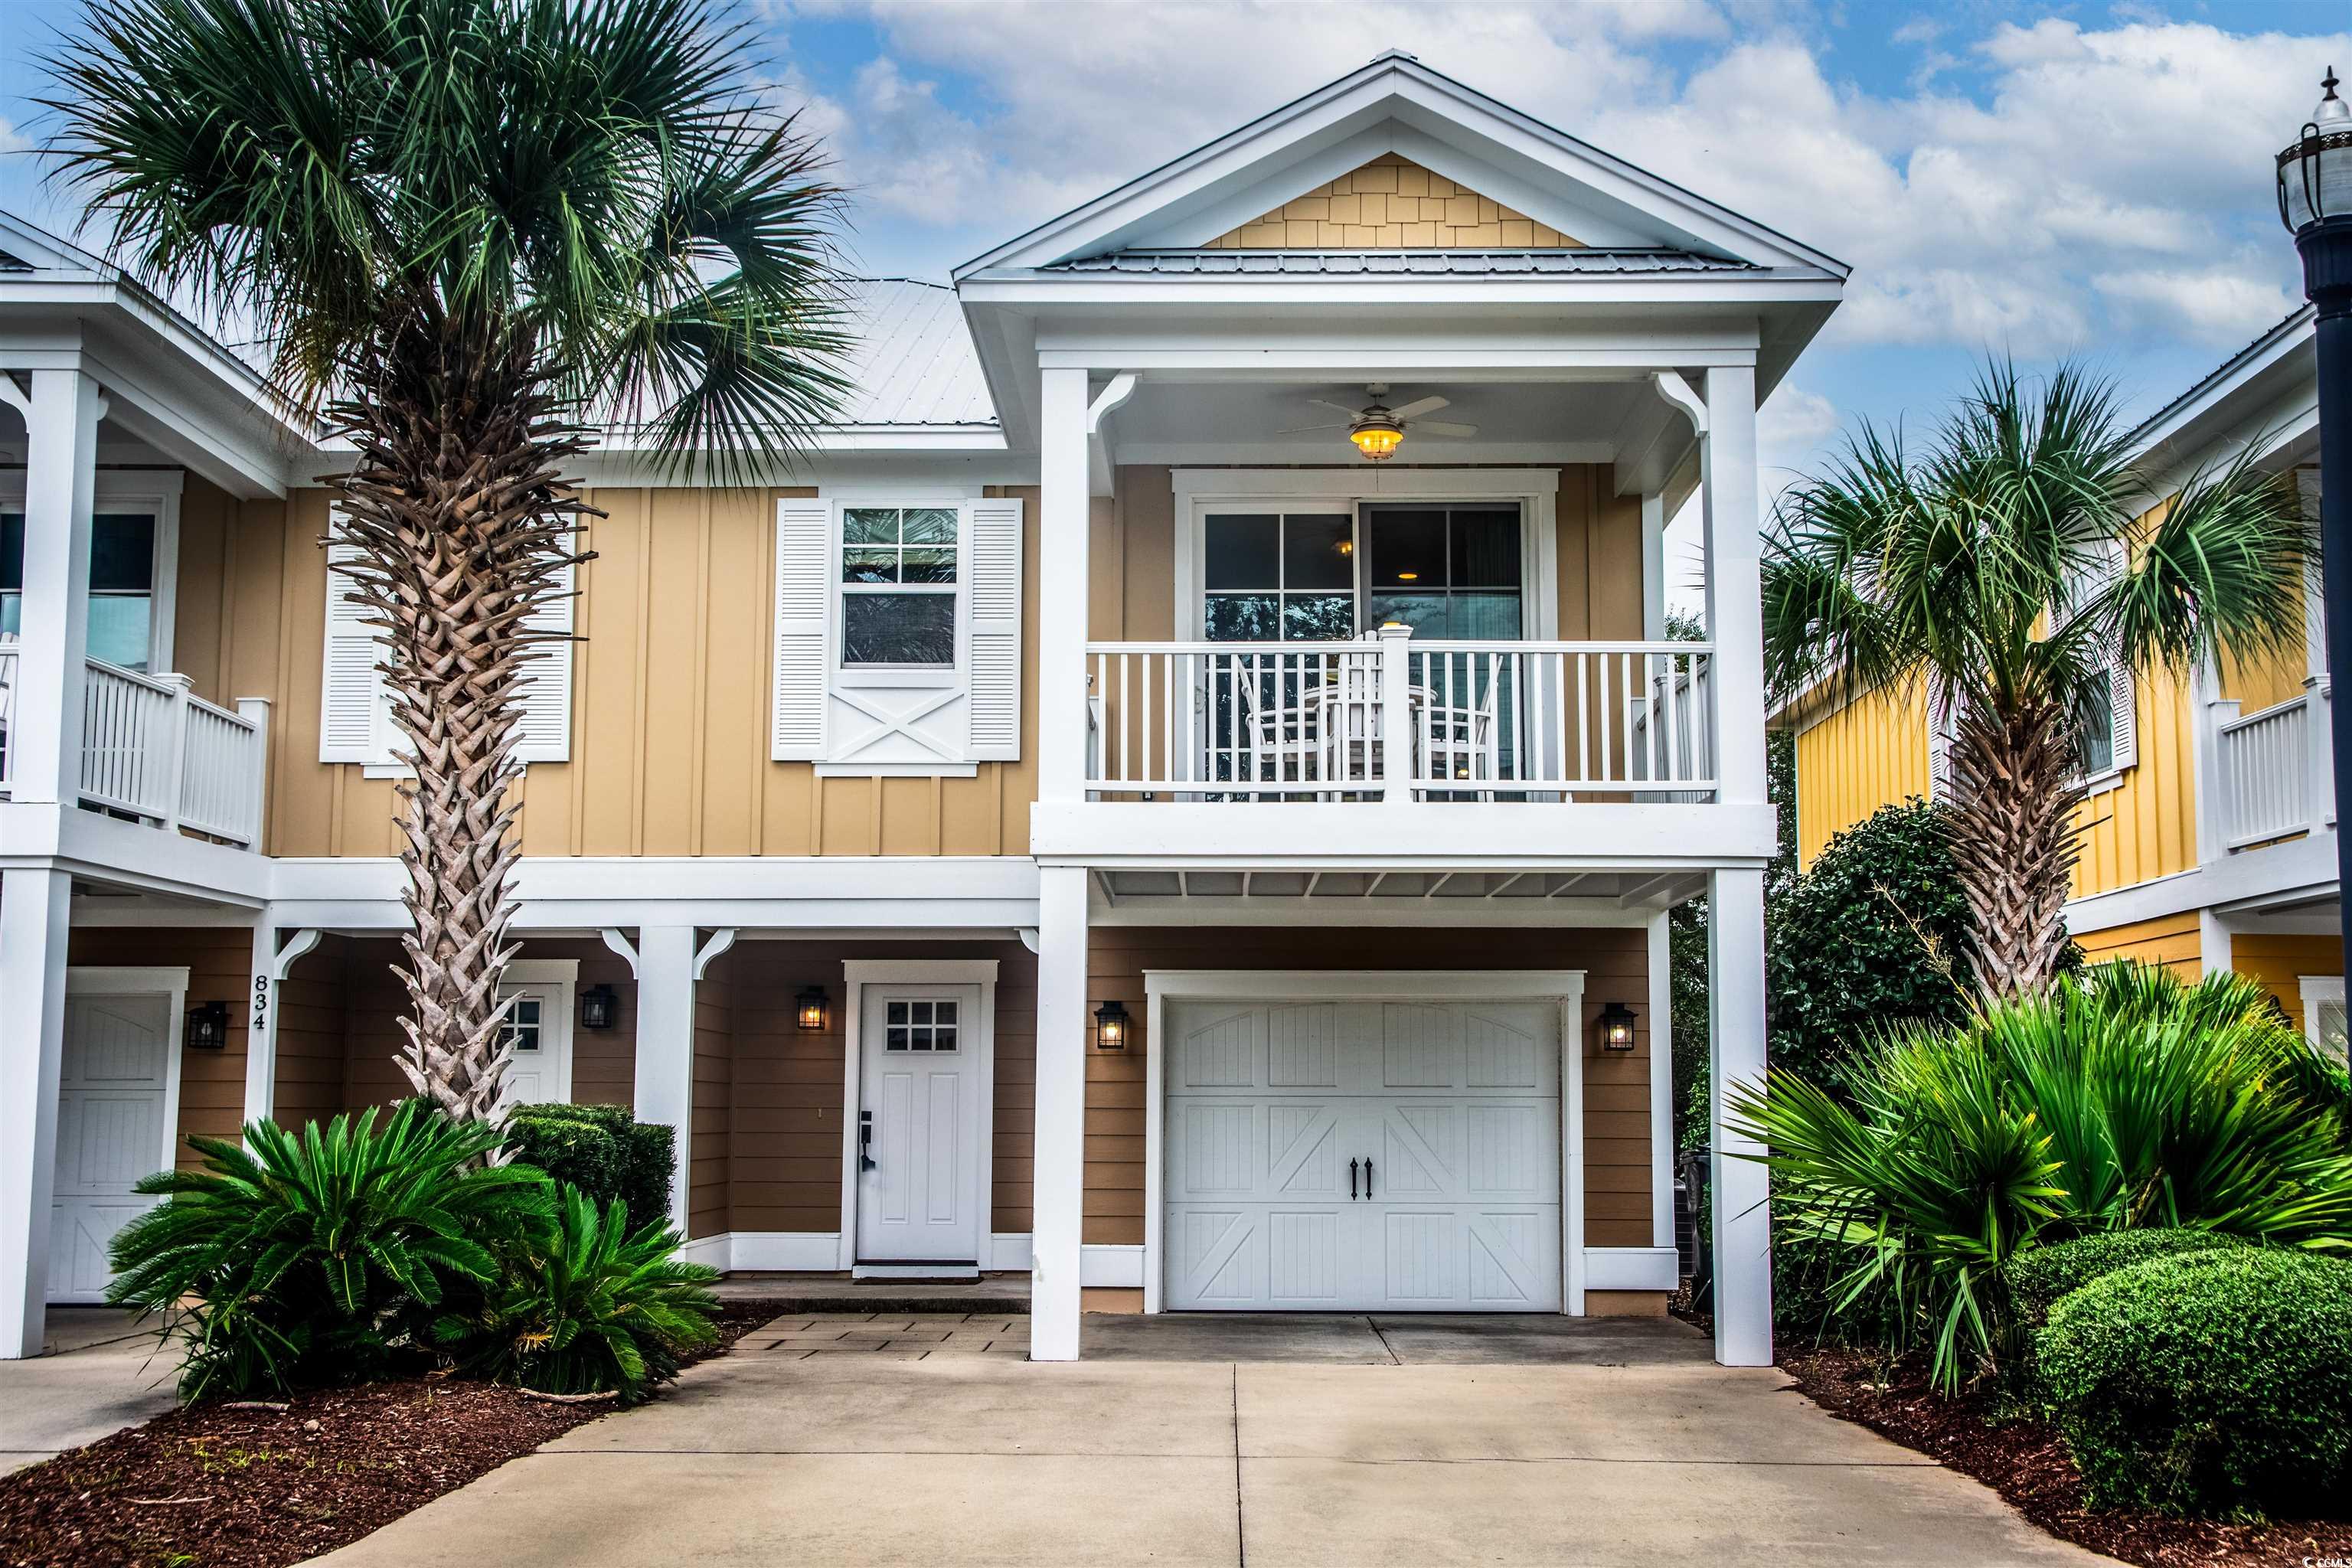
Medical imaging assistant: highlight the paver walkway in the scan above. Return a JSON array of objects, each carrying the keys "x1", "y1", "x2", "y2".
[{"x1": 311, "y1": 1311, "x2": 2110, "y2": 1567}]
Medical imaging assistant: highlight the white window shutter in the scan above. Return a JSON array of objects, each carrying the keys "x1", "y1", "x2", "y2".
[
  {"x1": 511, "y1": 555, "x2": 574, "y2": 764},
  {"x1": 964, "y1": 496, "x2": 1024, "y2": 760},
  {"x1": 2105, "y1": 645, "x2": 2138, "y2": 772},
  {"x1": 1926, "y1": 681, "x2": 1955, "y2": 802},
  {"x1": 319, "y1": 515, "x2": 390, "y2": 764},
  {"x1": 772, "y1": 499, "x2": 831, "y2": 760}
]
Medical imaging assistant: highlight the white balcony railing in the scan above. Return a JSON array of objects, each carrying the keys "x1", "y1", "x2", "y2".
[
  {"x1": 1083, "y1": 630, "x2": 1716, "y2": 803},
  {"x1": 2209, "y1": 682, "x2": 2334, "y2": 853},
  {"x1": 0, "y1": 646, "x2": 269, "y2": 848}
]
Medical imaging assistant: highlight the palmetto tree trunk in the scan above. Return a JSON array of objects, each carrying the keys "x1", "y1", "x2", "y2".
[
  {"x1": 1945, "y1": 697, "x2": 2086, "y2": 997},
  {"x1": 328, "y1": 315, "x2": 597, "y2": 1121}
]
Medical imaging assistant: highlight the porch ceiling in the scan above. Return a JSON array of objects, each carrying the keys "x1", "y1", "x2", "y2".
[
  {"x1": 1093, "y1": 866, "x2": 1705, "y2": 911},
  {"x1": 1104, "y1": 374, "x2": 1638, "y2": 469}
]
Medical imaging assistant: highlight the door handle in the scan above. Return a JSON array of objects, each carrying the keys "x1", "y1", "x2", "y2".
[
  {"x1": 1349, "y1": 1157, "x2": 1358, "y2": 1200},
  {"x1": 1364, "y1": 1158, "x2": 1374, "y2": 1200},
  {"x1": 859, "y1": 1110, "x2": 877, "y2": 1172}
]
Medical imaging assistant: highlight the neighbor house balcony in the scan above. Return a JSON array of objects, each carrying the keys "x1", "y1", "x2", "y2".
[
  {"x1": 0, "y1": 644, "x2": 270, "y2": 850},
  {"x1": 2204, "y1": 678, "x2": 2335, "y2": 858}
]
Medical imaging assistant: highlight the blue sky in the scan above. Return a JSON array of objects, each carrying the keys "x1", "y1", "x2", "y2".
[{"x1": 2, "y1": 0, "x2": 2347, "y2": 510}]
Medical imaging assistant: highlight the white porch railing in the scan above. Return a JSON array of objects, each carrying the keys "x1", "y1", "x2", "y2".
[
  {"x1": 0, "y1": 646, "x2": 269, "y2": 848},
  {"x1": 1082, "y1": 630, "x2": 1717, "y2": 802},
  {"x1": 2209, "y1": 682, "x2": 2334, "y2": 852}
]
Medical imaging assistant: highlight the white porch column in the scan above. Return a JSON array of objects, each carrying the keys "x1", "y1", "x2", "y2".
[
  {"x1": 628, "y1": 926, "x2": 699, "y2": 1233},
  {"x1": 1707, "y1": 866, "x2": 1772, "y2": 1366},
  {"x1": 4, "y1": 368, "x2": 103, "y2": 804},
  {"x1": 1700, "y1": 365, "x2": 1766, "y2": 808},
  {"x1": 1031, "y1": 864, "x2": 1089, "y2": 1360},
  {"x1": 1697, "y1": 362, "x2": 1773, "y2": 1366},
  {"x1": 1037, "y1": 366, "x2": 1092, "y2": 805},
  {"x1": 1641, "y1": 492, "x2": 1668, "y2": 642},
  {"x1": 242, "y1": 920, "x2": 322, "y2": 1129},
  {"x1": 0, "y1": 868, "x2": 72, "y2": 1358}
]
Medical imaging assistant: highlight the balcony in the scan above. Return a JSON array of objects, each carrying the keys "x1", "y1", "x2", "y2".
[
  {"x1": 0, "y1": 646, "x2": 269, "y2": 849},
  {"x1": 1083, "y1": 630, "x2": 1715, "y2": 803},
  {"x1": 2208, "y1": 682, "x2": 2334, "y2": 854}
]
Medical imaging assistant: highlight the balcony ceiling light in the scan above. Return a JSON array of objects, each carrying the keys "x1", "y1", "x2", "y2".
[{"x1": 1349, "y1": 408, "x2": 1404, "y2": 461}]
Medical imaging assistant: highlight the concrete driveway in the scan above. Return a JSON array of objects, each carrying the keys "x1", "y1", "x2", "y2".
[
  {"x1": 311, "y1": 1311, "x2": 2106, "y2": 1568},
  {"x1": 0, "y1": 1308, "x2": 178, "y2": 1476}
]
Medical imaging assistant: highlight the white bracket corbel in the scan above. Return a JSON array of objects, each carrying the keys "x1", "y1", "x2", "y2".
[
  {"x1": 1017, "y1": 926, "x2": 1040, "y2": 954},
  {"x1": 599, "y1": 926, "x2": 641, "y2": 977},
  {"x1": 272, "y1": 926, "x2": 322, "y2": 978},
  {"x1": 0, "y1": 374, "x2": 26, "y2": 416},
  {"x1": 693, "y1": 927, "x2": 738, "y2": 980},
  {"x1": 1086, "y1": 372, "x2": 1138, "y2": 498},
  {"x1": 1651, "y1": 371, "x2": 1707, "y2": 437}
]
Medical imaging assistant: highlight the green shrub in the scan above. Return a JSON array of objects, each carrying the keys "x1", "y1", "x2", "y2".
[
  {"x1": 2037, "y1": 1249, "x2": 2352, "y2": 1516},
  {"x1": 2005, "y1": 1229, "x2": 2249, "y2": 1326},
  {"x1": 106, "y1": 1105, "x2": 553, "y2": 1400},
  {"x1": 446, "y1": 1185, "x2": 719, "y2": 1402},
  {"x1": 1732, "y1": 961, "x2": 2352, "y2": 1391},
  {"x1": 501, "y1": 1103, "x2": 675, "y2": 1224},
  {"x1": 1764, "y1": 799, "x2": 1978, "y2": 1092}
]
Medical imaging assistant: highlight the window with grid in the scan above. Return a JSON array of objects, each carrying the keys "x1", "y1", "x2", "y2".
[
  {"x1": 499, "y1": 995, "x2": 544, "y2": 1056},
  {"x1": 842, "y1": 506, "x2": 958, "y2": 667},
  {"x1": 883, "y1": 998, "x2": 960, "y2": 1052}
]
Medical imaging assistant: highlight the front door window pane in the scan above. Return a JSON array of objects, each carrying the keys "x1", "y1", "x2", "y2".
[
  {"x1": 1282, "y1": 593, "x2": 1354, "y2": 641},
  {"x1": 1281, "y1": 514, "x2": 1354, "y2": 590},
  {"x1": 1204, "y1": 515, "x2": 1279, "y2": 590},
  {"x1": 1204, "y1": 594, "x2": 1279, "y2": 642}
]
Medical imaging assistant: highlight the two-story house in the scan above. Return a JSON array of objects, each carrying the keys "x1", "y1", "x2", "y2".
[
  {"x1": 0, "y1": 52, "x2": 1845, "y2": 1367},
  {"x1": 1785, "y1": 307, "x2": 2337, "y2": 1045}
]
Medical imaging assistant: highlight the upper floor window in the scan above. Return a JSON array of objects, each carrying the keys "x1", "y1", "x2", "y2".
[
  {"x1": 1, "y1": 511, "x2": 160, "y2": 670},
  {"x1": 842, "y1": 506, "x2": 959, "y2": 668},
  {"x1": 1197, "y1": 503, "x2": 1527, "y2": 642}
]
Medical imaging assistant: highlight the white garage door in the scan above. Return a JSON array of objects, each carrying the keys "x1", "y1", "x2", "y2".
[
  {"x1": 1164, "y1": 997, "x2": 1562, "y2": 1312},
  {"x1": 50, "y1": 994, "x2": 174, "y2": 1304}
]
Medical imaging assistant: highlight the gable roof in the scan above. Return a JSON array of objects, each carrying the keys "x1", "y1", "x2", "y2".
[
  {"x1": 831, "y1": 279, "x2": 996, "y2": 429},
  {"x1": 956, "y1": 51, "x2": 1847, "y2": 279}
]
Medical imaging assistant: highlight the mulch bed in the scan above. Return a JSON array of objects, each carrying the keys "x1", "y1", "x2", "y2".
[
  {"x1": 1779, "y1": 1344, "x2": 2352, "y2": 1568},
  {"x1": 0, "y1": 1298, "x2": 791, "y2": 1568}
]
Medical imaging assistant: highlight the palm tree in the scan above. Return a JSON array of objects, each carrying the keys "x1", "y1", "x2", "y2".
[
  {"x1": 1761, "y1": 362, "x2": 2314, "y2": 996},
  {"x1": 46, "y1": 0, "x2": 852, "y2": 1119}
]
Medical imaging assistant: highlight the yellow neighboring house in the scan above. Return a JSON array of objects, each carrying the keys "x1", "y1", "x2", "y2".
[{"x1": 1779, "y1": 307, "x2": 2341, "y2": 1051}]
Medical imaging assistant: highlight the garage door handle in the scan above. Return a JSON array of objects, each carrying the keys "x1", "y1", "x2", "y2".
[
  {"x1": 1348, "y1": 1158, "x2": 1358, "y2": 1200},
  {"x1": 1364, "y1": 1158, "x2": 1374, "y2": 1199}
]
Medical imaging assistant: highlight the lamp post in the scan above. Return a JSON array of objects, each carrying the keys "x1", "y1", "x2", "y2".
[{"x1": 2278, "y1": 68, "x2": 2352, "y2": 974}]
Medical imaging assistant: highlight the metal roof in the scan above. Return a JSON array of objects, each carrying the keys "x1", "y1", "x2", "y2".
[
  {"x1": 833, "y1": 277, "x2": 996, "y2": 426},
  {"x1": 2122, "y1": 302, "x2": 2314, "y2": 454},
  {"x1": 1037, "y1": 247, "x2": 1758, "y2": 276}
]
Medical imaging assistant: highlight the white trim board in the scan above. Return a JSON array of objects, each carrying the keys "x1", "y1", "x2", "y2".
[
  {"x1": 836, "y1": 959, "x2": 1001, "y2": 1272},
  {"x1": 1140, "y1": 969, "x2": 1589, "y2": 1317}
]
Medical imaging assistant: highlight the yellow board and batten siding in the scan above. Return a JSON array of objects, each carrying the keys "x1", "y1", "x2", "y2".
[
  {"x1": 181, "y1": 465, "x2": 1644, "y2": 858},
  {"x1": 167, "y1": 477, "x2": 1040, "y2": 860},
  {"x1": 1792, "y1": 665, "x2": 2199, "y2": 901}
]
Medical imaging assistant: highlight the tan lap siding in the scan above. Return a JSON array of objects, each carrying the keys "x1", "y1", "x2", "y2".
[
  {"x1": 1081, "y1": 926, "x2": 1654, "y2": 1249},
  {"x1": 691, "y1": 953, "x2": 733, "y2": 1240},
  {"x1": 64, "y1": 926, "x2": 253, "y2": 1168},
  {"x1": 722, "y1": 941, "x2": 1037, "y2": 1240},
  {"x1": 2232, "y1": 933, "x2": 2344, "y2": 1027}
]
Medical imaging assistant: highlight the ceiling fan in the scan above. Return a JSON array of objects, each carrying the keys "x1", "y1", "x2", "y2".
[{"x1": 1282, "y1": 383, "x2": 1478, "y2": 461}]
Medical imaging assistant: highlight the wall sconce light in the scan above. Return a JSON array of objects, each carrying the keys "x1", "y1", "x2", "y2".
[
  {"x1": 1597, "y1": 1001, "x2": 1638, "y2": 1053},
  {"x1": 1093, "y1": 999, "x2": 1131, "y2": 1050},
  {"x1": 184, "y1": 1001, "x2": 229, "y2": 1050},
  {"x1": 579, "y1": 984, "x2": 619, "y2": 1032},
  {"x1": 796, "y1": 985, "x2": 831, "y2": 1033}
]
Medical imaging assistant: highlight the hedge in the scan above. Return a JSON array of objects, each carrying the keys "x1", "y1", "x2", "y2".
[
  {"x1": 2037, "y1": 1248, "x2": 2352, "y2": 1515},
  {"x1": 2004, "y1": 1228, "x2": 2249, "y2": 1327},
  {"x1": 500, "y1": 1103, "x2": 675, "y2": 1229}
]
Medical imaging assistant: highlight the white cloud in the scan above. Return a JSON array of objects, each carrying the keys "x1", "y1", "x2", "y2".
[{"x1": 0, "y1": 119, "x2": 31, "y2": 158}]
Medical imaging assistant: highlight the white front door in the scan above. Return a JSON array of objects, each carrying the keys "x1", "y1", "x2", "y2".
[
  {"x1": 856, "y1": 985, "x2": 984, "y2": 1264},
  {"x1": 1163, "y1": 997, "x2": 1563, "y2": 1312},
  {"x1": 494, "y1": 977, "x2": 575, "y2": 1112},
  {"x1": 50, "y1": 994, "x2": 174, "y2": 1304}
]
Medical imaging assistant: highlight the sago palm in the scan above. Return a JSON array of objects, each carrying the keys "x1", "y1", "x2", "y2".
[
  {"x1": 1761, "y1": 362, "x2": 2314, "y2": 995},
  {"x1": 46, "y1": 0, "x2": 851, "y2": 1117}
]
